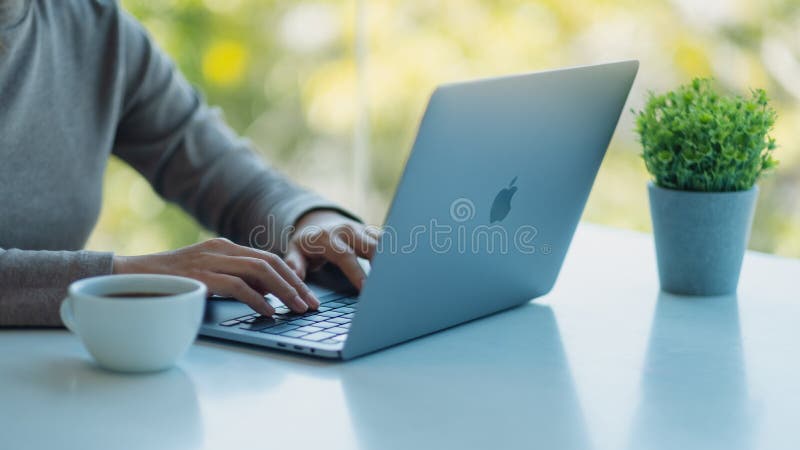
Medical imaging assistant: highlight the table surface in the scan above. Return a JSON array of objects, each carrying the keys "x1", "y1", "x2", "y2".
[{"x1": 2, "y1": 224, "x2": 798, "y2": 450}]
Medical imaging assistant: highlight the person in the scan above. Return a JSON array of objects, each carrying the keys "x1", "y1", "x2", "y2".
[{"x1": 0, "y1": 0, "x2": 378, "y2": 326}]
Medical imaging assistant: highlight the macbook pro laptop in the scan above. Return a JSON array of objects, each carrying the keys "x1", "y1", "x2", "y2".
[{"x1": 200, "y1": 60, "x2": 639, "y2": 360}]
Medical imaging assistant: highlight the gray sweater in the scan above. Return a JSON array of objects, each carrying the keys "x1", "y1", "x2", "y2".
[{"x1": 0, "y1": 0, "x2": 342, "y2": 326}]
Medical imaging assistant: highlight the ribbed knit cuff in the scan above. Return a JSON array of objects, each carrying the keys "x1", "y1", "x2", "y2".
[{"x1": 0, "y1": 249, "x2": 114, "y2": 327}]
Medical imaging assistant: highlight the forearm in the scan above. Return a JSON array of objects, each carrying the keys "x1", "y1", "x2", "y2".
[{"x1": 0, "y1": 249, "x2": 113, "y2": 326}]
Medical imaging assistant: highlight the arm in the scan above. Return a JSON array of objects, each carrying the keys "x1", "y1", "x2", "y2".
[
  {"x1": 0, "y1": 4, "x2": 374, "y2": 326},
  {"x1": 106, "y1": 6, "x2": 378, "y2": 315},
  {"x1": 0, "y1": 249, "x2": 112, "y2": 326},
  {"x1": 112, "y1": 7, "x2": 341, "y2": 253}
]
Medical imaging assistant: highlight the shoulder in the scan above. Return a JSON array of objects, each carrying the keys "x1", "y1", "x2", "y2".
[{"x1": 33, "y1": 0, "x2": 124, "y2": 32}]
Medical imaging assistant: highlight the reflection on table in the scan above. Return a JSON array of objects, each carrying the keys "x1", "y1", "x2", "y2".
[
  {"x1": 0, "y1": 356, "x2": 202, "y2": 450},
  {"x1": 627, "y1": 293, "x2": 751, "y2": 450},
  {"x1": 339, "y1": 303, "x2": 591, "y2": 450}
]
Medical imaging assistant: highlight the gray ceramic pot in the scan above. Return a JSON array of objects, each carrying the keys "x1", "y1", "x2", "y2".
[{"x1": 648, "y1": 182, "x2": 758, "y2": 296}]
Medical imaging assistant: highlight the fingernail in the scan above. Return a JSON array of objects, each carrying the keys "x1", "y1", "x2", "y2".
[
  {"x1": 308, "y1": 294, "x2": 320, "y2": 310},
  {"x1": 293, "y1": 295, "x2": 308, "y2": 312}
]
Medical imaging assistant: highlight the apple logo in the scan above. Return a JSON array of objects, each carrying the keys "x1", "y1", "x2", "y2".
[{"x1": 490, "y1": 176, "x2": 518, "y2": 223}]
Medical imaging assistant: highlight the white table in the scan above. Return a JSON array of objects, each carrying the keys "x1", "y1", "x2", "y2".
[{"x1": 2, "y1": 225, "x2": 799, "y2": 450}]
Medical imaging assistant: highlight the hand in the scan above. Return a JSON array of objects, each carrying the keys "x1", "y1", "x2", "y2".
[
  {"x1": 112, "y1": 238, "x2": 320, "y2": 316},
  {"x1": 284, "y1": 210, "x2": 380, "y2": 290}
]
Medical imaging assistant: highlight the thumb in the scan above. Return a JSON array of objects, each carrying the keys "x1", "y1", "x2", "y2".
[{"x1": 284, "y1": 242, "x2": 308, "y2": 280}]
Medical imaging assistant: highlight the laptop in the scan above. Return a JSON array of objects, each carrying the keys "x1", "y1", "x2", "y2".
[{"x1": 200, "y1": 60, "x2": 639, "y2": 360}]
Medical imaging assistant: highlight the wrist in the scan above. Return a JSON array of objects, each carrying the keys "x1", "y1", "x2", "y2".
[
  {"x1": 294, "y1": 209, "x2": 343, "y2": 231},
  {"x1": 112, "y1": 255, "x2": 142, "y2": 274},
  {"x1": 112, "y1": 256, "x2": 127, "y2": 274}
]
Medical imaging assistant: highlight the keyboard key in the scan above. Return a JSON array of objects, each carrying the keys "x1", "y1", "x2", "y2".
[
  {"x1": 306, "y1": 315, "x2": 328, "y2": 322},
  {"x1": 288, "y1": 319, "x2": 315, "y2": 326},
  {"x1": 316, "y1": 306, "x2": 332, "y2": 312},
  {"x1": 296, "y1": 325, "x2": 323, "y2": 333},
  {"x1": 324, "y1": 302, "x2": 346, "y2": 308},
  {"x1": 256, "y1": 313, "x2": 282, "y2": 321},
  {"x1": 219, "y1": 319, "x2": 239, "y2": 326},
  {"x1": 274, "y1": 306, "x2": 290, "y2": 314},
  {"x1": 332, "y1": 334, "x2": 347, "y2": 342},
  {"x1": 327, "y1": 327, "x2": 348, "y2": 334},
  {"x1": 342, "y1": 313, "x2": 354, "y2": 319},
  {"x1": 322, "y1": 339, "x2": 340, "y2": 344},
  {"x1": 260, "y1": 324, "x2": 298, "y2": 334},
  {"x1": 234, "y1": 314, "x2": 258, "y2": 322},
  {"x1": 319, "y1": 311, "x2": 343, "y2": 318},
  {"x1": 314, "y1": 321, "x2": 338, "y2": 329},
  {"x1": 328, "y1": 317, "x2": 349, "y2": 324},
  {"x1": 340, "y1": 323, "x2": 351, "y2": 329},
  {"x1": 336, "y1": 307, "x2": 355, "y2": 313},
  {"x1": 240, "y1": 315, "x2": 284, "y2": 328},
  {"x1": 340, "y1": 298, "x2": 358, "y2": 305},
  {"x1": 281, "y1": 330, "x2": 308, "y2": 338},
  {"x1": 275, "y1": 312, "x2": 304, "y2": 320},
  {"x1": 240, "y1": 321, "x2": 278, "y2": 331},
  {"x1": 302, "y1": 331, "x2": 335, "y2": 342}
]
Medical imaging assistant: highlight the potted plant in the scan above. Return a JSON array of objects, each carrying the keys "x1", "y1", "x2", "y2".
[{"x1": 634, "y1": 78, "x2": 778, "y2": 295}]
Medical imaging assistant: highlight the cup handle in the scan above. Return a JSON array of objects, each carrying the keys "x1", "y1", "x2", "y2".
[{"x1": 59, "y1": 297, "x2": 77, "y2": 333}]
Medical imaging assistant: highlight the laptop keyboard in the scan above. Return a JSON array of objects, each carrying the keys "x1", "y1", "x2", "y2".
[{"x1": 217, "y1": 292, "x2": 358, "y2": 345}]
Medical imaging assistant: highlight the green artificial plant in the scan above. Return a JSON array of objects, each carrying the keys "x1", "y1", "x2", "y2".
[{"x1": 634, "y1": 78, "x2": 778, "y2": 192}]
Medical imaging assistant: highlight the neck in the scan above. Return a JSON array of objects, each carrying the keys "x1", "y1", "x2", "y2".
[{"x1": 0, "y1": 0, "x2": 26, "y2": 27}]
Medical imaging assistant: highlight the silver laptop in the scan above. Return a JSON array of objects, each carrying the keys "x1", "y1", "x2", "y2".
[{"x1": 200, "y1": 60, "x2": 639, "y2": 360}]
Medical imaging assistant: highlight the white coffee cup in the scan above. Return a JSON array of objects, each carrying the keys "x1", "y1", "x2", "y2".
[{"x1": 60, "y1": 274, "x2": 207, "y2": 373}]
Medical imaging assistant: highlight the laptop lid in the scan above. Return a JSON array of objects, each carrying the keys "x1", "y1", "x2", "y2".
[{"x1": 342, "y1": 60, "x2": 639, "y2": 359}]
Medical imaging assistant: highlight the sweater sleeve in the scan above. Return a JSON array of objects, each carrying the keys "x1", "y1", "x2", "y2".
[
  {"x1": 110, "y1": 6, "x2": 350, "y2": 254},
  {"x1": 0, "y1": 249, "x2": 113, "y2": 326}
]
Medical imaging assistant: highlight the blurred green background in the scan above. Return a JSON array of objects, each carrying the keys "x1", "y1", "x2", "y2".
[{"x1": 88, "y1": 0, "x2": 800, "y2": 257}]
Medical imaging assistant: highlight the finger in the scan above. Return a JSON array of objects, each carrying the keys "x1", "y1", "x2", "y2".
[
  {"x1": 268, "y1": 251, "x2": 321, "y2": 310},
  {"x1": 248, "y1": 249, "x2": 319, "y2": 309},
  {"x1": 218, "y1": 244, "x2": 319, "y2": 311},
  {"x1": 199, "y1": 254, "x2": 271, "y2": 295},
  {"x1": 205, "y1": 273, "x2": 274, "y2": 316},
  {"x1": 363, "y1": 225, "x2": 383, "y2": 240},
  {"x1": 211, "y1": 255, "x2": 309, "y2": 313},
  {"x1": 284, "y1": 242, "x2": 308, "y2": 280},
  {"x1": 351, "y1": 228, "x2": 379, "y2": 259},
  {"x1": 206, "y1": 241, "x2": 320, "y2": 312},
  {"x1": 323, "y1": 235, "x2": 367, "y2": 290}
]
